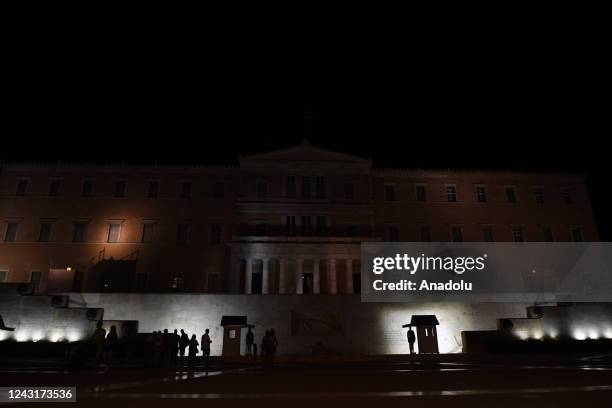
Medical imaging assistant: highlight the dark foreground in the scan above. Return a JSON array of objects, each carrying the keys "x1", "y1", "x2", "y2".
[{"x1": 2, "y1": 354, "x2": 612, "y2": 407}]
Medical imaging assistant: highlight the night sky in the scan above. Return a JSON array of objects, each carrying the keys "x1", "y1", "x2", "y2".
[{"x1": 2, "y1": 40, "x2": 609, "y2": 238}]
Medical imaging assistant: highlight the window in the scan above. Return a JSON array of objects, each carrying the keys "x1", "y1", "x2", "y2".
[
  {"x1": 82, "y1": 179, "x2": 94, "y2": 197},
  {"x1": 384, "y1": 184, "x2": 397, "y2": 202},
  {"x1": 180, "y1": 182, "x2": 192, "y2": 199},
  {"x1": 505, "y1": 186, "x2": 517, "y2": 203},
  {"x1": 446, "y1": 185, "x2": 457, "y2": 202},
  {"x1": 147, "y1": 181, "x2": 159, "y2": 198},
  {"x1": 176, "y1": 223, "x2": 189, "y2": 244},
  {"x1": 0, "y1": 270, "x2": 7, "y2": 282},
  {"x1": 300, "y1": 216, "x2": 312, "y2": 235},
  {"x1": 315, "y1": 215, "x2": 327, "y2": 236},
  {"x1": 419, "y1": 225, "x2": 431, "y2": 242},
  {"x1": 387, "y1": 225, "x2": 400, "y2": 242},
  {"x1": 114, "y1": 180, "x2": 126, "y2": 198},
  {"x1": 286, "y1": 176, "x2": 297, "y2": 198},
  {"x1": 49, "y1": 179, "x2": 61, "y2": 196},
  {"x1": 482, "y1": 226, "x2": 495, "y2": 242},
  {"x1": 315, "y1": 176, "x2": 326, "y2": 199},
  {"x1": 302, "y1": 176, "x2": 311, "y2": 199},
  {"x1": 207, "y1": 273, "x2": 219, "y2": 292},
  {"x1": 210, "y1": 224, "x2": 222, "y2": 245},
  {"x1": 256, "y1": 180, "x2": 268, "y2": 199},
  {"x1": 213, "y1": 181, "x2": 225, "y2": 199},
  {"x1": 416, "y1": 185, "x2": 427, "y2": 202},
  {"x1": 475, "y1": 185, "x2": 487, "y2": 203},
  {"x1": 561, "y1": 188, "x2": 573, "y2": 204},
  {"x1": 16, "y1": 179, "x2": 28, "y2": 196},
  {"x1": 451, "y1": 226, "x2": 463, "y2": 242},
  {"x1": 286, "y1": 215, "x2": 297, "y2": 235},
  {"x1": 542, "y1": 226, "x2": 554, "y2": 242},
  {"x1": 72, "y1": 222, "x2": 87, "y2": 242},
  {"x1": 344, "y1": 183, "x2": 354, "y2": 200},
  {"x1": 141, "y1": 223, "x2": 154, "y2": 243},
  {"x1": 4, "y1": 222, "x2": 18, "y2": 242},
  {"x1": 107, "y1": 223, "x2": 121, "y2": 243},
  {"x1": 533, "y1": 187, "x2": 544, "y2": 204},
  {"x1": 571, "y1": 227, "x2": 583, "y2": 242},
  {"x1": 512, "y1": 226, "x2": 525, "y2": 242},
  {"x1": 171, "y1": 273, "x2": 184, "y2": 291},
  {"x1": 38, "y1": 223, "x2": 52, "y2": 242}
]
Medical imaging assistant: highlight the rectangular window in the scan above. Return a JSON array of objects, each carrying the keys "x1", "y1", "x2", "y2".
[
  {"x1": 300, "y1": 216, "x2": 312, "y2": 235},
  {"x1": 315, "y1": 176, "x2": 326, "y2": 199},
  {"x1": 147, "y1": 181, "x2": 159, "y2": 198},
  {"x1": 475, "y1": 185, "x2": 487, "y2": 203},
  {"x1": 384, "y1": 184, "x2": 397, "y2": 202},
  {"x1": 561, "y1": 188, "x2": 573, "y2": 204},
  {"x1": 446, "y1": 185, "x2": 457, "y2": 202},
  {"x1": 315, "y1": 215, "x2": 327, "y2": 236},
  {"x1": 171, "y1": 273, "x2": 184, "y2": 291},
  {"x1": 213, "y1": 181, "x2": 225, "y2": 199},
  {"x1": 416, "y1": 185, "x2": 427, "y2": 202},
  {"x1": 344, "y1": 183, "x2": 354, "y2": 200},
  {"x1": 207, "y1": 273, "x2": 219, "y2": 293},
  {"x1": 107, "y1": 223, "x2": 121, "y2": 243},
  {"x1": 256, "y1": 180, "x2": 268, "y2": 199},
  {"x1": 49, "y1": 179, "x2": 61, "y2": 196},
  {"x1": 571, "y1": 227, "x2": 583, "y2": 242},
  {"x1": 4, "y1": 222, "x2": 18, "y2": 242},
  {"x1": 114, "y1": 180, "x2": 126, "y2": 198},
  {"x1": 387, "y1": 225, "x2": 400, "y2": 242},
  {"x1": 72, "y1": 222, "x2": 87, "y2": 242},
  {"x1": 286, "y1": 215, "x2": 297, "y2": 235},
  {"x1": 482, "y1": 226, "x2": 495, "y2": 242},
  {"x1": 16, "y1": 179, "x2": 28, "y2": 196},
  {"x1": 302, "y1": 176, "x2": 311, "y2": 199},
  {"x1": 513, "y1": 226, "x2": 525, "y2": 242},
  {"x1": 286, "y1": 176, "x2": 297, "y2": 198},
  {"x1": 82, "y1": 179, "x2": 94, "y2": 197},
  {"x1": 180, "y1": 182, "x2": 192, "y2": 199},
  {"x1": 533, "y1": 187, "x2": 544, "y2": 204},
  {"x1": 38, "y1": 223, "x2": 52, "y2": 242},
  {"x1": 419, "y1": 225, "x2": 431, "y2": 242},
  {"x1": 451, "y1": 226, "x2": 463, "y2": 242},
  {"x1": 176, "y1": 223, "x2": 189, "y2": 244},
  {"x1": 0, "y1": 270, "x2": 7, "y2": 282},
  {"x1": 210, "y1": 224, "x2": 222, "y2": 245},
  {"x1": 505, "y1": 186, "x2": 517, "y2": 203},
  {"x1": 141, "y1": 223, "x2": 154, "y2": 243},
  {"x1": 542, "y1": 226, "x2": 554, "y2": 242}
]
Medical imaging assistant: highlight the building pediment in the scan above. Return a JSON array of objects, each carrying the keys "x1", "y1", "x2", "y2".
[{"x1": 239, "y1": 140, "x2": 371, "y2": 169}]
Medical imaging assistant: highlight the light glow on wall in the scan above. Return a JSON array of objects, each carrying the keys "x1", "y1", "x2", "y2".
[
  {"x1": 15, "y1": 330, "x2": 30, "y2": 342},
  {"x1": 604, "y1": 329, "x2": 612, "y2": 339},
  {"x1": 31, "y1": 331, "x2": 44, "y2": 342},
  {"x1": 49, "y1": 330, "x2": 64, "y2": 342}
]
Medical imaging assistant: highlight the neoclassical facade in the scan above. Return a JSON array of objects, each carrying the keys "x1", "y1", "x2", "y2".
[{"x1": 0, "y1": 141, "x2": 599, "y2": 294}]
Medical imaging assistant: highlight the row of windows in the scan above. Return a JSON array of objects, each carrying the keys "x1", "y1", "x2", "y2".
[
  {"x1": 383, "y1": 184, "x2": 575, "y2": 204},
  {"x1": 13, "y1": 178, "x2": 226, "y2": 199},
  {"x1": 384, "y1": 224, "x2": 584, "y2": 242},
  {"x1": 3, "y1": 222, "x2": 223, "y2": 245}
]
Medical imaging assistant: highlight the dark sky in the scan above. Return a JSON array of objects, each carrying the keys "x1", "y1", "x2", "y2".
[{"x1": 2, "y1": 35, "x2": 609, "y2": 238}]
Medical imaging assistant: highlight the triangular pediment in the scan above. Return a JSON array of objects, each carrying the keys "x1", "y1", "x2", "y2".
[{"x1": 240, "y1": 140, "x2": 371, "y2": 165}]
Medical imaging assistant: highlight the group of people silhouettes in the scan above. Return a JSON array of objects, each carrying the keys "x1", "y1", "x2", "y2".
[
  {"x1": 245, "y1": 327, "x2": 278, "y2": 368},
  {"x1": 91, "y1": 321, "x2": 118, "y2": 371},
  {"x1": 147, "y1": 328, "x2": 212, "y2": 370}
]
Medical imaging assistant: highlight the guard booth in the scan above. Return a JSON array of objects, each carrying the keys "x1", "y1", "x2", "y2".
[
  {"x1": 220, "y1": 315, "x2": 248, "y2": 357},
  {"x1": 407, "y1": 315, "x2": 440, "y2": 354}
]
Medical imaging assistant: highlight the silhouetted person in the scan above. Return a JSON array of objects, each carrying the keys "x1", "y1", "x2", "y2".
[
  {"x1": 161, "y1": 329, "x2": 169, "y2": 366},
  {"x1": 153, "y1": 331, "x2": 164, "y2": 367},
  {"x1": 170, "y1": 329, "x2": 179, "y2": 366},
  {"x1": 246, "y1": 327, "x2": 254, "y2": 356},
  {"x1": 188, "y1": 334, "x2": 199, "y2": 371},
  {"x1": 262, "y1": 330, "x2": 274, "y2": 368},
  {"x1": 102, "y1": 325, "x2": 118, "y2": 371},
  {"x1": 179, "y1": 329, "x2": 189, "y2": 359},
  {"x1": 407, "y1": 326, "x2": 416, "y2": 354},
  {"x1": 92, "y1": 321, "x2": 106, "y2": 366},
  {"x1": 201, "y1": 329, "x2": 212, "y2": 371},
  {"x1": 270, "y1": 329, "x2": 278, "y2": 355},
  {"x1": 260, "y1": 330, "x2": 269, "y2": 361}
]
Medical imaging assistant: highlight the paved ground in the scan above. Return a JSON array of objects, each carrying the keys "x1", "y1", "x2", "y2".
[{"x1": 2, "y1": 354, "x2": 612, "y2": 407}]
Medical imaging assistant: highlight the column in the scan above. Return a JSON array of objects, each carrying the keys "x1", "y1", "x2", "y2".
[
  {"x1": 346, "y1": 259, "x2": 354, "y2": 294},
  {"x1": 262, "y1": 258, "x2": 270, "y2": 294},
  {"x1": 313, "y1": 259, "x2": 321, "y2": 294},
  {"x1": 245, "y1": 258, "x2": 253, "y2": 294},
  {"x1": 329, "y1": 259, "x2": 337, "y2": 294},
  {"x1": 230, "y1": 258, "x2": 240, "y2": 293},
  {"x1": 279, "y1": 259, "x2": 286, "y2": 294},
  {"x1": 296, "y1": 259, "x2": 304, "y2": 294}
]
